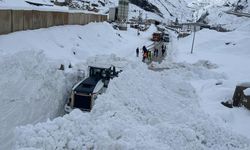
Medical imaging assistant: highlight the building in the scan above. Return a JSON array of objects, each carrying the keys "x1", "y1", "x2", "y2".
[
  {"x1": 180, "y1": 22, "x2": 210, "y2": 32},
  {"x1": 117, "y1": 0, "x2": 129, "y2": 22},
  {"x1": 109, "y1": 7, "x2": 118, "y2": 21}
]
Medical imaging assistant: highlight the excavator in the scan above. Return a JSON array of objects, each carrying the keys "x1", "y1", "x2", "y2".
[{"x1": 65, "y1": 65, "x2": 122, "y2": 113}]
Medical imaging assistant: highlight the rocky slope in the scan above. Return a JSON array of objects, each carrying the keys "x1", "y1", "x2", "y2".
[{"x1": 69, "y1": 0, "x2": 193, "y2": 21}]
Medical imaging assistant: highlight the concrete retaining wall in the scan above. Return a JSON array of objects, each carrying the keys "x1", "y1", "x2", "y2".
[
  {"x1": 12, "y1": 10, "x2": 24, "y2": 32},
  {"x1": 0, "y1": 10, "x2": 12, "y2": 34},
  {"x1": 23, "y1": 10, "x2": 33, "y2": 30},
  {"x1": 0, "y1": 9, "x2": 108, "y2": 35}
]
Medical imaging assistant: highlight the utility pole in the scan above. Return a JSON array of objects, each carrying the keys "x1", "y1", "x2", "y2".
[{"x1": 191, "y1": 25, "x2": 196, "y2": 54}]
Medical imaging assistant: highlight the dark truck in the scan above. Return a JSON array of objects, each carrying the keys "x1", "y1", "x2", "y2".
[
  {"x1": 65, "y1": 65, "x2": 122, "y2": 112},
  {"x1": 152, "y1": 32, "x2": 163, "y2": 42}
]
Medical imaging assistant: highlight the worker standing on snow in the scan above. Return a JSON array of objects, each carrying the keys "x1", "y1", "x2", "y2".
[
  {"x1": 162, "y1": 45, "x2": 166, "y2": 57},
  {"x1": 136, "y1": 48, "x2": 139, "y2": 57},
  {"x1": 142, "y1": 46, "x2": 147, "y2": 54},
  {"x1": 148, "y1": 51, "x2": 152, "y2": 61},
  {"x1": 162, "y1": 48, "x2": 165, "y2": 57},
  {"x1": 154, "y1": 48, "x2": 159, "y2": 57},
  {"x1": 143, "y1": 52, "x2": 147, "y2": 62},
  {"x1": 156, "y1": 48, "x2": 159, "y2": 57},
  {"x1": 165, "y1": 45, "x2": 167, "y2": 55},
  {"x1": 142, "y1": 46, "x2": 148, "y2": 62}
]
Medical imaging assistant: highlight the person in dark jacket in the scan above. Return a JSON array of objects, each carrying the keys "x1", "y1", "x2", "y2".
[
  {"x1": 154, "y1": 48, "x2": 159, "y2": 57},
  {"x1": 162, "y1": 48, "x2": 165, "y2": 56},
  {"x1": 142, "y1": 52, "x2": 147, "y2": 62},
  {"x1": 154, "y1": 48, "x2": 156, "y2": 57},
  {"x1": 161, "y1": 45, "x2": 166, "y2": 56},
  {"x1": 142, "y1": 46, "x2": 147, "y2": 54},
  {"x1": 136, "y1": 47, "x2": 139, "y2": 57}
]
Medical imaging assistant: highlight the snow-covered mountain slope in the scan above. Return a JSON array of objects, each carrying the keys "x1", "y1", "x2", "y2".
[
  {"x1": 0, "y1": 0, "x2": 68, "y2": 11},
  {"x1": 0, "y1": 0, "x2": 193, "y2": 22},
  {"x1": 184, "y1": 0, "x2": 249, "y2": 29},
  {"x1": 235, "y1": 0, "x2": 250, "y2": 12},
  {"x1": 69, "y1": 0, "x2": 193, "y2": 21},
  {"x1": 128, "y1": 0, "x2": 193, "y2": 21}
]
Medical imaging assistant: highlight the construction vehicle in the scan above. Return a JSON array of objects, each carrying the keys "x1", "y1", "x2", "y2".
[
  {"x1": 162, "y1": 32, "x2": 170, "y2": 42},
  {"x1": 65, "y1": 65, "x2": 122, "y2": 113},
  {"x1": 221, "y1": 83, "x2": 250, "y2": 110},
  {"x1": 152, "y1": 31, "x2": 163, "y2": 42}
]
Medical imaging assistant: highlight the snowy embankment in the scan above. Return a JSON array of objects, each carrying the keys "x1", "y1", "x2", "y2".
[
  {"x1": 15, "y1": 24, "x2": 250, "y2": 149},
  {"x1": 0, "y1": 22, "x2": 154, "y2": 150},
  {"x1": 16, "y1": 60, "x2": 250, "y2": 150},
  {"x1": 173, "y1": 18, "x2": 250, "y2": 138}
]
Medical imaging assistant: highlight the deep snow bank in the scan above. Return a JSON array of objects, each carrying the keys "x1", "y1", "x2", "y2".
[
  {"x1": 0, "y1": 22, "x2": 155, "y2": 150},
  {"x1": 174, "y1": 21, "x2": 250, "y2": 139},
  {"x1": 16, "y1": 59, "x2": 250, "y2": 149},
  {"x1": 0, "y1": 50, "x2": 74, "y2": 149}
]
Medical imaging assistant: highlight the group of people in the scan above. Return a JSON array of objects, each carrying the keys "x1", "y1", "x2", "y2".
[{"x1": 136, "y1": 44, "x2": 167, "y2": 62}]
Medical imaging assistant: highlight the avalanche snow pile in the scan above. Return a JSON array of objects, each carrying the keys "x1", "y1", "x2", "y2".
[
  {"x1": 0, "y1": 50, "x2": 75, "y2": 148},
  {"x1": 14, "y1": 18, "x2": 250, "y2": 150},
  {"x1": 16, "y1": 60, "x2": 250, "y2": 149},
  {"x1": 174, "y1": 13, "x2": 250, "y2": 141},
  {"x1": 0, "y1": 22, "x2": 154, "y2": 150}
]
